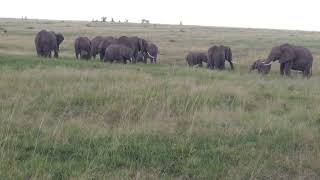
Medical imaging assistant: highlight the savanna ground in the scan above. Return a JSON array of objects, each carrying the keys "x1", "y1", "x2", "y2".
[{"x1": 0, "y1": 18, "x2": 320, "y2": 179}]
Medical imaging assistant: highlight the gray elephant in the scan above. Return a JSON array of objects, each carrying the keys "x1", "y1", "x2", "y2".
[
  {"x1": 262, "y1": 43, "x2": 313, "y2": 77},
  {"x1": 250, "y1": 59, "x2": 271, "y2": 74},
  {"x1": 103, "y1": 44, "x2": 134, "y2": 64},
  {"x1": 74, "y1": 37, "x2": 91, "y2": 60},
  {"x1": 145, "y1": 43, "x2": 158, "y2": 63},
  {"x1": 186, "y1": 52, "x2": 208, "y2": 67},
  {"x1": 35, "y1": 30, "x2": 64, "y2": 58},
  {"x1": 98, "y1": 36, "x2": 117, "y2": 60},
  {"x1": 207, "y1": 45, "x2": 233, "y2": 70},
  {"x1": 91, "y1": 36, "x2": 105, "y2": 59},
  {"x1": 117, "y1": 36, "x2": 148, "y2": 62}
]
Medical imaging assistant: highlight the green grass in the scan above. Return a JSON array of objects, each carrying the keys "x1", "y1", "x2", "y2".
[{"x1": 0, "y1": 19, "x2": 320, "y2": 179}]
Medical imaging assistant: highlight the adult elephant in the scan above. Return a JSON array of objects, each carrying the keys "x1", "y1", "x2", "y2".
[
  {"x1": 118, "y1": 36, "x2": 148, "y2": 62},
  {"x1": 74, "y1": 37, "x2": 91, "y2": 60},
  {"x1": 35, "y1": 30, "x2": 64, "y2": 58},
  {"x1": 91, "y1": 36, "x2": 105, "y2": 59},
  {"x1": 98, "y1": 36, "x2": 117, "y2": 60},
  {"x1": 186, "y1": 52, "x2": 208, "y2": 67},
  {"x1": 207, "y1": 45, "x2": 233, "y2": 70},
  {"x1": 146, "y1": 43, "x2": 159, "y2": 63},
  {"x1": 103, "y1": 44, "x2": 134, "y2": 64},
  {"x1": 262, "y1": 43, "x2": 313, "y2": 77}
]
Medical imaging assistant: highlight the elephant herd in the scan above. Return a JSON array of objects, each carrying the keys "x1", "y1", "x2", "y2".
[
  {"x1": 35, "y1": 30, "x2": 314, "y2": 78},
  {"x1": 186, "y1": 43, "x2": 314, "y2": 77},
  {"x1": 77, "y1": 35, "x2": 159, "y2": 64},
  {"x1": 35, "y1": 30, "x2": 159, "y2": 64}
]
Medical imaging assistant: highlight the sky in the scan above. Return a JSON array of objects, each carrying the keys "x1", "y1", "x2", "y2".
[{"x1": 1, "y1": 0, "x2": 320, "y2": 31}]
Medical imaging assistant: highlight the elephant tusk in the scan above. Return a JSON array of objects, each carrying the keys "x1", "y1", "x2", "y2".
[
  {"x1": 147, "y1": 52, "x2": 155, "y2": 59},
  {"x1": 262, "y1": 62, "x2": 272, "y2": 66}
]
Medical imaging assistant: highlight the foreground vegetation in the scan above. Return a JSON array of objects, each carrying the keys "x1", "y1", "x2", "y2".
[{"x1": 0, "y1": 19, "x2": 320, "y2": 179}]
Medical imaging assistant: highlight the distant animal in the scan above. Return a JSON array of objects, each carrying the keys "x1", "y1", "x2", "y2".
[
  {"x1": 207, "y1": 45, "x2": 233, "y2": 70},
  {"x1": 91, "y1": 36, "x2": 105, "y2": 59},
  {"x1": 98, "y1": 36, "x2": 117, "y2": 60},
  {"x1": 146, "y1": 43, "x2": 159, "y2": 63},
  {"x1": 34, "y1": 30, "x2": 64, "y2": 58},
  {"x1": 74, "y1": 37, "x2": 91, "y2": 60},
  {"x1": 141, "y1": 19, "x2": 150, "y2": 24},
  {"x1": 104, "y1": 44, "x2": 134, "y2": 64},
  {"x1": 250, "y1": 59, "x2": 271, "y2": 74},
  {"x1": 262, "y1": 43, "x2": 313, "y2": 77},
  {"x1": 186, "y1": 52, "x2": 208, "y2": 67}
]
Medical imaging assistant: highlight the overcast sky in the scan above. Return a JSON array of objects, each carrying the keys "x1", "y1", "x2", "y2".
[{"x1": 1, "y1": 0, "x2": 320, "y2": 31}]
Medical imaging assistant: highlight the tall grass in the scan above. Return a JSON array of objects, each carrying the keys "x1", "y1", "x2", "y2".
[
  {"x1": 0, "y1": 56, "x2": 319, "y2": 179},
  {"x1": 0, "y1": 19, "x2": 320, "y2": 179}
]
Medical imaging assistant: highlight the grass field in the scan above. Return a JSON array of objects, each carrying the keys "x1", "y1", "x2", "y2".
[{"x1": 0, "y1": 18, "x2": 320, "y2": 179}]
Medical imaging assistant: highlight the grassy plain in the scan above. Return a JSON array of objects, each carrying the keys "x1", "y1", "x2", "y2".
[{"x1": 0, "y1": 18, "x2": 320, "y2": 179}]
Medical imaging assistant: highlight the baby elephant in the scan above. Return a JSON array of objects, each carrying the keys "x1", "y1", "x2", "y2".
[
  {"x1": 186, "y1": 52, "x2": 208, "y2": 67},
  {"x1": 250, "y1": 59, "x2": 271, "y2": 74}
]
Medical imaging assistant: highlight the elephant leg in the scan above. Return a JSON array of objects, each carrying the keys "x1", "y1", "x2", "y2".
[
  {"x1": 228, "y1": 60, "x2": 234, "y2": 70},
  {"x1": 284, "y1": 62, "x2": 292, "y2": 76},
  {"x1": 208, "y1": 62, "x2": 214, "y2": 70},
  {"x1": 132, "y1": 57, "x2": 137, "y2": 64},
  {"x1": 120, "y1": 57, "x2": 126, "y2": 64},
  {"x1": 100, "y1": 52, "x2": 104, "y2": 61},
  {"x1": 280, "y1": 63, "x2": 285, "y2": 75},
  {"x1": 303, "y1": 68, "x2": 311, "y2": 78},
  {"x1": 53, "y1": 50, "x2": 58, "y2": 58}
]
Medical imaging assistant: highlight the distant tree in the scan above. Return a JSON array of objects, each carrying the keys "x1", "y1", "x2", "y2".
[
  {"x1": 180, "y1": 21, "x2": 183, "y2": 25},
  {"x1": 101, "y1": 17, "x2": 107, "y2": 22},
  {"x1": 111, "y1": 18, "x2": 115, "y2": 23},
  {"x1": 125, "y1": 19, "x2": 129, "y2": 23}
]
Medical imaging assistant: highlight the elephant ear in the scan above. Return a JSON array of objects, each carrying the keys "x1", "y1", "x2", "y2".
[
  {"x1": 56, "y1": 33, "x2": 64, "y2": 46},
  {"x1": 139, "y1": 38, "x2": 147, "y2": 52},
  {"x1": 279, "y1": 44, "x2": 295, "y2": 63}
]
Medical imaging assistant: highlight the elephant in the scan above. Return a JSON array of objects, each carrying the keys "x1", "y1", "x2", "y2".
[
  {"x1": 207, "y1": 45, "x2": 233, "y2": 70},
  {"x1": 186, "y1": 52, "x2": 208, "y2": 67},
  {"x1": 90, "y1": 36, "x2": 105, "y2": 59},
  {"x1": 118, "y1": 36, "x2": 148, "y2": 62},
  {"x1": 145, "y1": 43, "x2": 158, "y2": 63},
  {"x1": 74, "y1": 37, "x2": 91, "y2": 60},
  {"x1": 34, "y1": 30, "x2": 64, "y2": 58},
  {"x1": 262, "y1": 43, "x2": 313, "y2": 77},
  {"x1": 250, "y1": 59, "x2": 271, "y2": 74},
  {"x1": 98, "y1": 36, "x2": 117, "y2": 60},
  {"x1": 103, "y1": 44, "x2": 134, "y2": 64}
]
